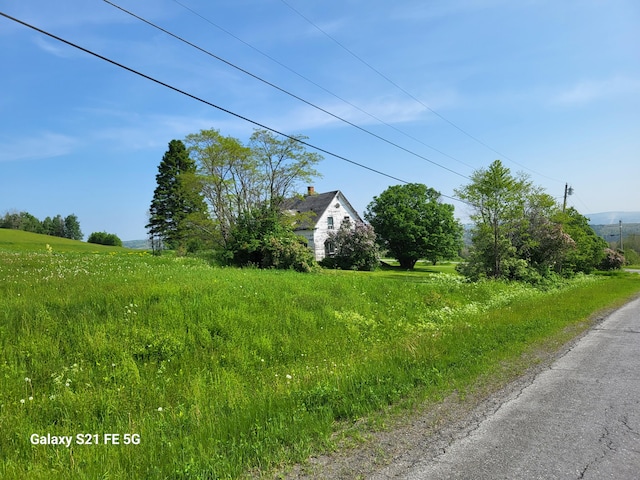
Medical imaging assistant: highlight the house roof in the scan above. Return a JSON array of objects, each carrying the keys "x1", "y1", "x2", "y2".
[{"x1": 283, "y1": 190, "x2": 362, "y2": 230}]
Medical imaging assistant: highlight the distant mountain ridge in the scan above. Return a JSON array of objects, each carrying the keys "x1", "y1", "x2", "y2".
[
  {"x1": 122, "y1": 239, "x2": 150, "y2": 250},
  {"x1": 586, "y1": 212, "x2": 640, "y2": 225}
]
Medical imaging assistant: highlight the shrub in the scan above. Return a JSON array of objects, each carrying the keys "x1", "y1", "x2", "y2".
[
  {"x1": 260, "y1": 234, "x2": 317, "y2": 272},
  {"x1": 599, "y1": 248, "x2": 625, "y2": 270},
  {"x1": 88, "y1": 231, "x2": 123, "y2": 247},
  {"x1": 226, "y1": 206, "x2": 318, "y2": 272},
  {"x1": 623, "y1": 248, "x2": 640, "y2": 266}
]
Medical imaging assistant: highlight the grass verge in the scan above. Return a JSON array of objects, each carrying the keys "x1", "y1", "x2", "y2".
[{"x1": 1, "y1": 236, "x2": 639, "y2": 478}]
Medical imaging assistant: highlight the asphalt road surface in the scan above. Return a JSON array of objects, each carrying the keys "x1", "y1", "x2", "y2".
[{"x1": 375, "y1": 297, "x2": 640, "y2": 480}]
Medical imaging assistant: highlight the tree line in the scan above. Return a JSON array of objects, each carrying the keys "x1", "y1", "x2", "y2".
[
  {"x1": 454, "y1": 160, "x2": 621, "y2": 280},
  {"x1": 146, "y1": 128, "x2": 621, "y2": 279},
  {"x1": 0, "y1": 211, "x2": 123, "y2": 247},
  {"x1": 1, "y1": 211, "x2": 83, "y2": 241}
]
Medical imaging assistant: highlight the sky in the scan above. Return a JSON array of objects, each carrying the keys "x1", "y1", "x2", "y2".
[{"x1": 1, "y1": 0, "x2": 639, "y2": 241}]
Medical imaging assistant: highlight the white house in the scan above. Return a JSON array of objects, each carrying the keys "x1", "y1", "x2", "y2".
[{"x1": 284, "y1": 187, "x2": 364, "y2": 261}]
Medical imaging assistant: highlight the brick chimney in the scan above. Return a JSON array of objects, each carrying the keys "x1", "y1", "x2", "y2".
[{"x1": 307, "y1": 186, "x2": 315, "y2": 196}]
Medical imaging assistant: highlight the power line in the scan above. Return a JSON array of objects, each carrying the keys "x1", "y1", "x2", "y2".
[
  {"x1": 169, "y1": 0, "x2": 478, "y2": 172},
  {"x1": 0, "y1": 9, "x2": 468, "y2": 207},
  {"x1": 167, "y1": 0, "x2": 477, "y2": 172},
  {"x1": 279, "y1": 0, "x2": 565, "y2": 184},
  {"x1": 105, "y1": 0, "x2": 470, "y2": 181}
]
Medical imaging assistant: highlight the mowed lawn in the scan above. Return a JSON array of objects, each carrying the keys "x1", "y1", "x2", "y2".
[{"x1": 2, "y1": 229, "x2": 640, "y2": 479}]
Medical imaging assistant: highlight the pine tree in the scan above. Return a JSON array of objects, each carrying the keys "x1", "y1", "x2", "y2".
[{"x1": 146, "y1": 140, "x2": 207, "y2": 253}]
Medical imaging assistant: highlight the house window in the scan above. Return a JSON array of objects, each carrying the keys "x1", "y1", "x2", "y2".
[
  {"x1": 327, "y1": 216, "x2": 334, "y2": 229},
  {"x1": 325, "y1": 240, "x2": 335, "y2": 256}
]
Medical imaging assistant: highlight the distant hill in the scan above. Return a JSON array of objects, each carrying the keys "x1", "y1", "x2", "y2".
[
  {"x1": 122, "y1": 239, "x2": 150, "y2": 250},
  {"x1": 586, "y1": 212, "x2": 640, "y2": 225},
  {"x1": 591, "y1": 223, "x2": 640, "y2": 241}
]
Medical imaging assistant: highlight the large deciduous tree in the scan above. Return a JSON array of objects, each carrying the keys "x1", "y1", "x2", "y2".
[
  {"x1": 248, "y1": 129, "x2": 322, "y2": 208},
  {"x1": 185, "y1": 129, "x2": 255, "y2": 245},
  {"x1": 185, "y1": 128, "x2": 322, "y2": 248},
  {"x1": 146, "y1": 140, "x2": 208, "y2": 253},
  {"x1": 365, "y1": 183, "x2": 462, "y2": 269},
  {"x1": 454, "y1": 160, "x2": 532, "y2": 279}
]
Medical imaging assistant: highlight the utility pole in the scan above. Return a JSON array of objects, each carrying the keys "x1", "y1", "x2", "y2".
[
  {"x1": 563, "y1": 183, "x2": 574, "y2": 212},
  {"x1": 619, "y1": 220, "x2": 623, "y2": 251}
]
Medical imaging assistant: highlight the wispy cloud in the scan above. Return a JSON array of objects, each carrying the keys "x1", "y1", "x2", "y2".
[
  {"x1": 265, "y1": 88, "x2": 462, "y2": 133},
  {"x1": 263, "y1": 98, "x2": 425, "y2": 133},
  {"x1": 391, "y1": 0, "x2": 517, "y2": 22},
  {"x1": 0, "y1": 132, "x2": 78, "y2": 162},
  {"x1": 32, "y1": 36, "x2": 74, "y2": 58},
  {"x1": 552, "y1": 76, "x2": 640, "y2": 106}
]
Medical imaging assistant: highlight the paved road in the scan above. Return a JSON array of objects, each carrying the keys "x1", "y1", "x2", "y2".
[{"x1": 374, "y1": 297, "x2": 640, "y2": 479}]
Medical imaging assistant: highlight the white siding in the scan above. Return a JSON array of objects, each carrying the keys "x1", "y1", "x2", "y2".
[{"x1": 309, "y1": 192, "x2": 361, "y2": 261}]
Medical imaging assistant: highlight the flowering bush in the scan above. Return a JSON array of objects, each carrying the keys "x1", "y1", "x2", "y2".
[
  {"x1": 320, "y1": 221, "x2": 380, "y2": 271},
  {"x1": 599, "y1": 248, "x2": 625, "y2": 270}
]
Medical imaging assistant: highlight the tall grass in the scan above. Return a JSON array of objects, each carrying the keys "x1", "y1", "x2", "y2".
[{"x1": 1, "y1": 235, "x2": 640, "y2": 478}]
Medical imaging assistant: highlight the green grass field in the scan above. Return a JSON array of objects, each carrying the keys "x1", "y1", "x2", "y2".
[
  {"x1": 2, "y1": 229, "x2": 640, "y2": 478},
  {"x1": 0, "y1": 229, "x2": 127, "y2": 253}
]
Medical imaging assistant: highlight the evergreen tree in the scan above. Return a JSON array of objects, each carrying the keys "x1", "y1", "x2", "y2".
[
  {"x1": 49, "y1": 215, "x2": 66, "y2": 238},
  {"x1": 20, "y1": 212, "x2": 44, "y2": 234},
  {"x1": 41, "y1": 216, "x2": 54, "y2": 235},
  {"x1": 63, "y1": 214, "x2": 83, "y2": 240},
  {"x1": 146, "y1": 140, "x2": 207, "y2": 253}
]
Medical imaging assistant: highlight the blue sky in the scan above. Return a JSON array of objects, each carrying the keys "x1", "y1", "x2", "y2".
[{"x1": 1, "y1": 0, "x2": 639, "y2": 241}]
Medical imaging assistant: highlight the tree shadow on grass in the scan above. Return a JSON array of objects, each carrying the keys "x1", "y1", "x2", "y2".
[{"x1": 375, "y1": 260, "x2": 459, "y2": 282}]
